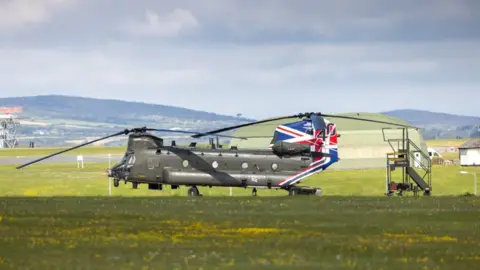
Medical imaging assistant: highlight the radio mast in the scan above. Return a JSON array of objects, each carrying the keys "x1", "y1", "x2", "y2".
[{"x1": 0, "y1": 107, "x2": 21, "y2": 148}]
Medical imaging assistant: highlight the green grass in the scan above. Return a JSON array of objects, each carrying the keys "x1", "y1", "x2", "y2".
[
  {"x1": 426, "y1": 138, "x2": 468, "y2": 147},
  {"x1": 440, "y1": 152, "x2": 459, "y2": 160},
  {"x1": 1, "y1": 163, "x2": 479, "y2": 197},
  {"x1": 0, "y1": 196, "x2": 479, "y2": 269},
  {"x1": 1, "y1": 160, "x2": 479, "y2": 268}
]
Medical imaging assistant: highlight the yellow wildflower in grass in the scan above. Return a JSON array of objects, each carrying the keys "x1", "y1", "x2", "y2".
[
  {"x1": 382, "y1": 233, "x2": 457, "y2": 243},
  {"x1": 396, "y1": 257, "x2": 430, "y2": 263},
  {"x1": 422, "y1": 235, "x2": 457, "y2": 242},
  {"x1": 220, "y1": 227, "x2": 283, "y2": 235},
  {"x1": 382, "y1": 233, "x2": 411, "y2": 238},
  {"x1": 23, "y1": 190, "x2": 37, "y2": 196},
  {"x1": 162, "y1": 220, "x2": 182, "y2": 225}
]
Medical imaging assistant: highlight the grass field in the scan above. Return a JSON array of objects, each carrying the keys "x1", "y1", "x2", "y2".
[
  {"x1": 1, "y1": 162, "x2": 479, "y2": 197},
  {"x1": 425, "y1": 138, "x2": 468, "y2": 147},
  {"x1": 1, "y1": 141, "x2": 479, "y2": 269},
  {"x1": 0, "y1": 196, "x2": 479, "y2": 269}
]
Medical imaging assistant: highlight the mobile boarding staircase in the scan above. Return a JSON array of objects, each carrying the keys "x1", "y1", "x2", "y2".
[{"x1": 383, "y1": 128, "x2": 432, "y2": 196}]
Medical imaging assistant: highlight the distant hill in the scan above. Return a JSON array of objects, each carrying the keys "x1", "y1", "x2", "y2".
[
  {"x1": 0, "y1": 95, "x2": 253, "y2": 146},
  {"x1": 0, "y1": 95, "x2": 252, "y2": 124},
  {"x1": 382, "y1": 109, "x2": 480, "y2": 126},
  {"x1": 1, "y1": 95, "x2": 479, "y2": 146},
  {"x1": 382, "y1": 109, "x2": 480, "y2": 140}
]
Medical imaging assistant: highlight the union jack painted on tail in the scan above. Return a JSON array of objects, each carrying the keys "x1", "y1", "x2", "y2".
[{"x1": 271, "y1": 119, "x2": 339, "y2": 187}]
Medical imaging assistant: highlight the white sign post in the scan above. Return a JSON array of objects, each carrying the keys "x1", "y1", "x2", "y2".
[
  {"x1": 76, "y1": 155, "x2": 84, "y2": 168},
  {"x1": 108, "y1": 154, "x2": 112, "y2": 196}
]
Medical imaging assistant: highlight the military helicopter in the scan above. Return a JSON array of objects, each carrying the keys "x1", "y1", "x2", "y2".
[{"x1": 16, "y1": 112, "x2": 416, "y2": 196}]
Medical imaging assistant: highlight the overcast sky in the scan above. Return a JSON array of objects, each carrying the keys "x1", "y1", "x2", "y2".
[{"x1": 0, "y1": 0, "x2": 479, "y2": 119}]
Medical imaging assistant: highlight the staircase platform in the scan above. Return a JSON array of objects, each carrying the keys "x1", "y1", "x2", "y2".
[
  {"x1": 406, "y1": 167, "x2": 430, "y2": 191},
  {"x1": 383, "y1": 127, "x2": 432, "y2": 197}
]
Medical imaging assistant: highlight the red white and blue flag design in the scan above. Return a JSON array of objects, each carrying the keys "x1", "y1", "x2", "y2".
[{"x1": 270, "y1": 119, "x2": 339, "y2": 187}]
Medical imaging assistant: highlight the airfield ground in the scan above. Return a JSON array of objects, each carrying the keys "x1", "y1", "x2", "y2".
[
  {"x1": 0, "y1": 140, "x2": 479, "y2": 269},
  {"x1": 0, "y1": 196, "x2": 479, "y2": 269}
]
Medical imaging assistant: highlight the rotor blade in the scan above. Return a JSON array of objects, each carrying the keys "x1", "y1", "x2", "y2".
[
  {"x1": 320, "y1": 114, "x2": 418, "y2": 129},
  {"x1": 16, "y1": 129, "x2": 129, "y2": 169},
  {"x1": 192, "y1": 111, "x2": 417, "y2": 139},
  {"x1": 147, "y1": 129, "x2": 247, "y2": 140},
  {"x1": 191, "y1": 113, "x2": 308, "y2": 138}
]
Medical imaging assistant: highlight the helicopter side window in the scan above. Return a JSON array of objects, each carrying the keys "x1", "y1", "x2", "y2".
[{"x1": 147, "y1": 158, "x2": 155, "y2": 170}]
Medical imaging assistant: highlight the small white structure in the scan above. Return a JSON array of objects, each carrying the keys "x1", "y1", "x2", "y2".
[
  {"x1": 413, "y1": 152, "x2": 422, "y2": 168},
  {"x1": 77, "y1": 155, "x2": 84, "y2": 168},
  {"x1": 427, "y1": 147, "x2": 442, "y2": 159},
  {"x1": 459, "y1": 138, "x2": 480, "y2": 166}
]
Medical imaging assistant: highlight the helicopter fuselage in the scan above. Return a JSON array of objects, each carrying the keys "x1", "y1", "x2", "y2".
[{"x1": 111, "y1": 145, "x2": 312, "y2": 189}]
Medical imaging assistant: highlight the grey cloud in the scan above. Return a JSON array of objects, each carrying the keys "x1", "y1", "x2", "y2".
[
  {"x1": 120, "y1": 8, "x2": 199, "y2": 37},
  {"x1": 137, "y1": 0, "x2": 479, "y2": 40},
  {"x1": 0, "y1": 0, "x2": 76, "y2": 29},
  {"x1": 0, "y1": 40, "x2": 479, "y2": 118},
  {"x1": 0, "y1": 0, "x2": 479, "y2": 118},
  {"x1": 2, "y1": 0, "x2": 479, "y2": 44}
]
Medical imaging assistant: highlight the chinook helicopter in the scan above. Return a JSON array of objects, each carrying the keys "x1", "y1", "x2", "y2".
[{"x1": 16, "y1": 112, "x2": 416, "y2": 196}]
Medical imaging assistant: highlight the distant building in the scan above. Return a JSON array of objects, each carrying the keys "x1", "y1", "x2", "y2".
[
  {"x1": 427, "y1": 147, "x2": 442, "y2": 158},
  {"x1": 459, "y1": 138, "x2": 480, "y2": 166}
]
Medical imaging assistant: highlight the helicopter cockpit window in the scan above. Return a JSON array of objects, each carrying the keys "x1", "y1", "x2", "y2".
[
  {"x1": 123, "y1": 154, "x2": 135, "y2": 169},
  {"x1": 270, "y1": 132, "x2": 280, "y2": 144},
  {"x1": 128, "y1": 155, "x2": 136, "y2": 165}
]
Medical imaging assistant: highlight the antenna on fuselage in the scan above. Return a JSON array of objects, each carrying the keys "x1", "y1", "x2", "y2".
[{"x1": 209, "y1": 137, "x2": 216, "y2": 149}]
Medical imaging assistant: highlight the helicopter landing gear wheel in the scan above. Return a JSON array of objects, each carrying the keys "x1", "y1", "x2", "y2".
[
  {"x1": 188, "y1": 186, "x2": 201, "y2": 196},
  {"x1": 113, "y1": 179, "x2": 119, "y2": 187},
  {"x1": 132, "y1": 182, "x2": 138, "y2": 189},
  {"x1": 252, "y1": 188, "x2": 257, "y2": 196},
  {"x1": 288, "y1": 187, "x2": 299, "y2": 196}
]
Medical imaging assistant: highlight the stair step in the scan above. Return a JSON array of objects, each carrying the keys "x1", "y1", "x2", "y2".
[
  {"x1": 388, "y1": 158, "x2": 407, "y2": 162},
  {"x1": 387, "y1": 152, "x2": 406, "y2": 156}
]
